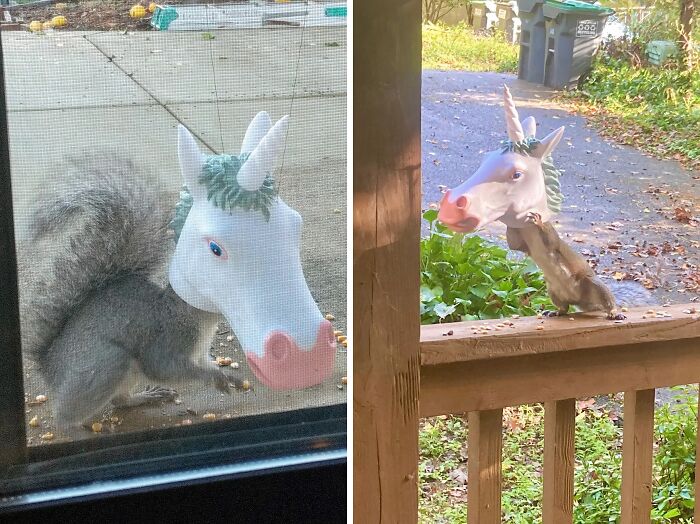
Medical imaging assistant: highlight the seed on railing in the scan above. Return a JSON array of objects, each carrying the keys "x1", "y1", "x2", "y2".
[
  {"x1": 226, "y1": 335, "x2": 234, "y2": 342},
  {"x1": 91, "y1": 422, "x2": 103, "y2": 433},
  {"x1": 216, "y1": 356, "x2": 233, "y2": 366},
  {"x1": 511, "y1": 314, "x2": 520, "y2": 319},
  {"x1": 647, "y1": 309, "x2": 655, "y2": 314},
  {"x1": 325, "y1": 313, "x2": 335, "y2": 321},
  {"x1": 40, "y1": 432, "x2": 54, "y2": 441},
  {"x1": 536, "y1": 325, "x2": 545, "y2": 331},
  {"x1": 35, "y1": 394, "x2": 47, "y2": 403},
  {"x1": 333, "y1": 330, "x2": 343, "y2": 336},
  {"x1": 341, "y1": 376, "x2": 348, "y2": 385},
  {"x1": 28, "y1": 416, "x2": 39, "y2": 427},
  {"x1": 231, "y1": 362, "x2": 240, "y2": 369},
  {"x1": 203, "y1": 413, "x2": 216, "y2": 421},
  {"x1": 621, "y1": 307, "x2": 628, "y2": 312},
  {"x1": 338, "y1": 336, "x2": 347, "y2": 343}
]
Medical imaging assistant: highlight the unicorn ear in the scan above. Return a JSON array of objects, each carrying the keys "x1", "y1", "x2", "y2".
[
  {"x1": 521, "y1": 116, "x2": 537, "y2": 139},
  {"x1": 240, "y1": 111, "x2": 272, "y2": 155},
  {"x1": 236, "y1": 115, "x2": 288, "y2": 192},
  {"x1": 532, "y1": 126, "x2": 565, "y2": 159},
  {"x1": 177, "y1": 125, "x2": 206, "y2": 201}
]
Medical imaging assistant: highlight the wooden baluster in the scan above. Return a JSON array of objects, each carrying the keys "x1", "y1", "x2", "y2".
[
  {"x1": 543, "y1": 399, "x2": 575, "y2": 524},
  {"x1": 621, "y1": 389, "x2": 655, "y2": 524},
  {"x1": 468, "y1": 409, "x2": 503, "y2": 524}
]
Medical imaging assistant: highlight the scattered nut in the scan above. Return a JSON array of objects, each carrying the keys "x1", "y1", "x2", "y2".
[
  {"x1": 35, "y1": 394, "x2": 48, "y2": 403},
  {"x1": 230, "y1": 361, "x2": 240, "y2": 369},
  {"x1": 181, "y1": 419, "x2": 193, "y2": 425},
  {"x1": 536, "y1": 325, "x2": 545, "y2": 331},
  {"x1": 40, "y1": 432, "x2": 55, "y2": 441},
  {"x1": 333, "y1": 330, "x2": 343, "y2": 336},
  {"x1": 621, "y1": 307, "x2": 628, "y2": 312},
  {"x1": 511, "y1": 314, "x2": 520, "y2": 319},
  {"x1": 91, "y1": 422, "x2": 103, "y2": 433},
  {"x1": 202, "y1": 413, "x2": 216, "y2": 421},
  {"x1": 341, "y1": 341, "x2": 348, "y2": 348},
  {"x1": 226, "y1": 335, "x2": 234, "y2": 342},
  {"x1": 337, "y1": 335, "x2": 347, "y2": 343},
  {"x1": 242, "y1": 380, "x2": 251, "y2": 391},
  {"x1": 216, "y1": 356, "x2": 233, "y2": 366},
  {"x1": 325, "y1": 313, "x2": 335, "y2": 321},
  {"x1": 110, "y1": 416, "x2": 120, "y2": 423},
  {"x1": 341, "y1": 376, "x2": 347, "y2": 385},
  {"x1": 28, "y1": 416, "x2": 39, "y2": 427},
  {"x1": 569, "y1": 317, "x2": 575, "y2": 321},
  {"x1": 646, "y1": 309, "x2": 655, "y2": 314}
]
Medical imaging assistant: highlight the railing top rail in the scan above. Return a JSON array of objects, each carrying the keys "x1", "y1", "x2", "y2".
[{"x1": 421, "y1": 304, "x2": 700, "y2": 367}]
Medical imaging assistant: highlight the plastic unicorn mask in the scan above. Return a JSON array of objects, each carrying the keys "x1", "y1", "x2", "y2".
[
  {"x1": 438, "y1": 86, "x2": 566, "y2": 233},
  {"x1": 169, "y1": 112, "x2": 336, "y2": 390}
]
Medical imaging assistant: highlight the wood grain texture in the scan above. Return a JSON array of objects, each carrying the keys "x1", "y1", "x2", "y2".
[
  {"x1": 543, "y1": 399, "x2": 575, "y2": 524},
  {"x1": 420, "y1": 339, "x2": 700, "y2": 418},
  {"x1": 353, "y1": 0, "x2": 422, "y2": 521},
  {"x1": 468, "y1": 410, "x2": 503, "y2": 524},
  {"x1": 421, "y1": 305, "x2": 700, "y2": 366},
  {"x1": 621, "y1": 389, "x2": 655, "y2": 524}
]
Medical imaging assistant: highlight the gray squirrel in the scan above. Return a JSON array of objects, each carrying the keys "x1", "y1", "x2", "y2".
[
  {"x1": 18, "y1": 156, "x2": 237, "y2": 431},
  {"x1": 506, "y1": 212, "x2": 656, "y2": 319}
]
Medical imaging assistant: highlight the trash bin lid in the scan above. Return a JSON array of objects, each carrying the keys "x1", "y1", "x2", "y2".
[{"x1": 544, "y1": 0, "x2": 614, "y2": 15}]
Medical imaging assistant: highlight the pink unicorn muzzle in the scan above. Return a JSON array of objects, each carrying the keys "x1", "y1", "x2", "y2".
[
  {"x1": 438, "y1": 191, "x2": 480, "y2": 233},
  {"x1": 245, "y1": 320, "x2": 336, "y2": 389}
]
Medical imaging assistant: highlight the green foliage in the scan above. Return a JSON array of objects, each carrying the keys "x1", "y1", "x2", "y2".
[
  {"x1": 577, "y1": 56, "x2": 700, "y2": 164},
  {"x1": 420, "y1": 209, "x2": 553, "y2": 323},
  {"x1": 420, "y1": 388, "x2": 699, "y2": 523},
  {"x1": 422, "y1": 22, "x2": 519, "y2": 72}
]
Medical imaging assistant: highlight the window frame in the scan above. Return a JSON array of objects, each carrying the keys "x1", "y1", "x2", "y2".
[{"x1": 0, "y1": 33, "x2": 346, "y2": 519}]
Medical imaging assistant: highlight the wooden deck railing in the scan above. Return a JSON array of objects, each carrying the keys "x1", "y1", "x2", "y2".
[{"x1": 420, "y1": 303, "x2": 700, "y2": 524}]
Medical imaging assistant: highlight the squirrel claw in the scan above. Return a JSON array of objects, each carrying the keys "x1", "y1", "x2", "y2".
[
  {"x1": 608, "y1": 312, "x2": 626, "y2": 321},
  {"x1": 525, "y1": 212, "x2": 543, "y2": 227},
  {"x1": 542, "y1": 310, "x2": 561, "y2": 317}
]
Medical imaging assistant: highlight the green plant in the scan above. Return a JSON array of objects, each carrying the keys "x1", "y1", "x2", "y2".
[
  {"x1": 420, "y1": 209, "x2": 553, "y2": 323},
  {"x1": 422, "y1": 22, "x2": 519, "y2": 72}
]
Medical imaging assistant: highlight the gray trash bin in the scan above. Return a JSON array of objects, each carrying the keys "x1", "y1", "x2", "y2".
[
  {"x1": 517, "y1": 0, "x2": 546, "y2": 83},
  {"x1": 543, "y1": 0, "x2": 614, "y2": 89},
  {"x1": 472, "y1": 0, "x2": 498, "y2": 31},
  {"x1": 495, "y1": 1, "x2": 521, "y2": 44}
]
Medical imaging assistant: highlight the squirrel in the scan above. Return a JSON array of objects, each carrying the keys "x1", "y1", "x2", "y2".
[
  {"x1": 505, "y1": 212, "x2": 656, "y2": 320},
  {"x1": 18, "y1": 156, "x2": 240, "y2": 431}
]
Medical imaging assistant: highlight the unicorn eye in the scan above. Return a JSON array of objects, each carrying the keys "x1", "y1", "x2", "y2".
[
  {"x1": 512, "y1": 171, "x2": 523, "y2": 180},
  {"x1": 209, "y1": 240, "x2": 224, "y2": 257}
]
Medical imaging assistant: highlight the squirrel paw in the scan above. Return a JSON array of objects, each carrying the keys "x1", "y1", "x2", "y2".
[
  {"x1": 213, "y1": 371, "x2": 232, "y2": 395},
  {"x1": 542, "y1": 309, "x2": 561, "y2": 317},
  {"x1": 140, "y1": 385, "x2": 179, "y2": 402},
  {"x1": 525, "y1": 212, "x2": 544, "y2": 227},
  {"x1": 608, "y1": 312, "x2": 626, "y2": 321}
]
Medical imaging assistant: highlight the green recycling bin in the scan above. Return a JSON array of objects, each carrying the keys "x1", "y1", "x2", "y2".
[
  {"x1": 543, "y1": 0, "x2": 614, "y2": 89},
  {"x1": 495, "y1": 1, "x2": 521, "y2": 44},
  {"x1": 471, "y1": 0, "x2": 498, "y2": 31},
  {"x1": 517, "y1": 0, "x2": 546, "y2": 83}
]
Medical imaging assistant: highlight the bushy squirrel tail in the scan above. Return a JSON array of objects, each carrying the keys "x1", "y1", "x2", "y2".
[
  {"x1": 19, "y1": 156, "x2": 173, "y2": 363},
  {"x1": 609, "y1": 280, "x2": 658, "y2": 308}
]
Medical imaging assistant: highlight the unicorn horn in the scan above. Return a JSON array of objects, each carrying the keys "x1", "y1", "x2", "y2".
[{"x1": 503, "y1": 85, "x2": 525, "y2": 143}]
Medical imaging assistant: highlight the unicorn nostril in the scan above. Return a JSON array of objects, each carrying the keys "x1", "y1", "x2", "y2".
[
  {"x1": 264, "y1": 332, "x2": 293, "y2": 362},
  {"x1": 456, "y1": 195, "x2": 468, "y2": 209}
]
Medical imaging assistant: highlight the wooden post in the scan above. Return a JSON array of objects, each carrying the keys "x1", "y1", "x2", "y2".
[
  {"x1": 621, "y1": 389, "x2": 655, "y2": 524},
  {"x1": 467, "y1": 409, "x2": 503, "y2": 523},
  {"x1": 543, "y1": 399, "x2": 575, "y2": 524},
  {"x1": 353, "y1": 0, "x2": 422, "y2": 521}
]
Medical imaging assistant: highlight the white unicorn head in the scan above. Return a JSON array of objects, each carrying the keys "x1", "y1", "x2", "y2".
[
  {"x1": 169, "y1": 112, "x2": 336, "y2": 390},
  {"x1": 439, "y1": 86, "x2": 565, "y2": 232}
]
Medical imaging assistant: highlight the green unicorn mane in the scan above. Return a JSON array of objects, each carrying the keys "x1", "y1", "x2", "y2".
[
  {"x1": 169, "y1": 153, "x2": 278, "y2": 241},
  {"x1": 500, "y1": 137, "x2": 563, "y2": 213}
]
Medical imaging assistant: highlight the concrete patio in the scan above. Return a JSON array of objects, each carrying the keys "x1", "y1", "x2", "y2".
[{"x1": 3, "y1": 26, "x2": 347, "y2": 443}]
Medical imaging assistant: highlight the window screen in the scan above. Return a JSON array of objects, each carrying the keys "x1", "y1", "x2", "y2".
[{"x1": 0, "y1": 0, "x2": 346, "y2": 495}]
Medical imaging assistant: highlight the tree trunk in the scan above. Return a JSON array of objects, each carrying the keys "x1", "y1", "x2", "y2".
[{"x1": 679, "y1": 0, "x2": 695, "y2": 67}]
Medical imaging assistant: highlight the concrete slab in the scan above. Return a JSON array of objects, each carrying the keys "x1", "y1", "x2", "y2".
[
  {"x1": 1, "y1": 32, "x2": 154, "y2": 111},
  {"x1": 85, "y1": 27, "x2": 346, "y2": 104}
]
